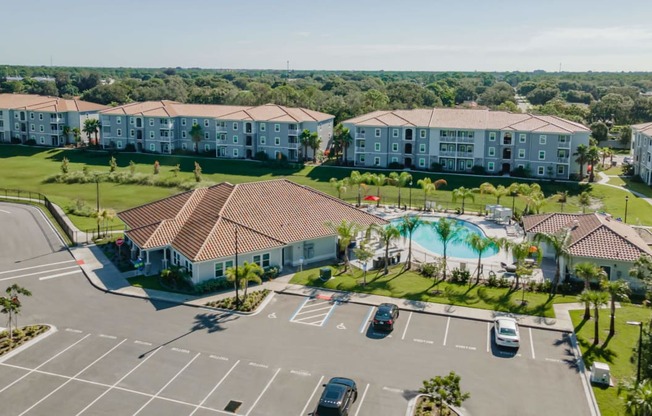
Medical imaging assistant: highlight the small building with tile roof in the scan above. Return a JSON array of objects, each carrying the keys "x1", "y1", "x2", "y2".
[
  {"x1": 522, "y1": 212, "x2": 651, "y2": 291},
  {"x1": 99, "y1": 101, "x2": 334, "y2": 161},
  {"x1": 118, "y1": 179, "x2": 387, "y2": 283},
  {"x1": 0, "y1": 93, "x2": 107, "y2": 146},
  {"x1": 343, "y1": 108, "x2": 590, "y2": 180}
]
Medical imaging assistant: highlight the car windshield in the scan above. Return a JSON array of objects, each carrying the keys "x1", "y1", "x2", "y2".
[
  {"x1": 376, "y1": 310, "x2": 392, "y2": 318},
  {"x1": 499, "y1": 327, "x2": 517, "y2": 336},
  {"x1": 316, "y1": 406, "x2": 341, "y2": 416}
]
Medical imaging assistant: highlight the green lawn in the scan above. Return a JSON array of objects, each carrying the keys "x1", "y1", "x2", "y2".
[
  {"x1": 290, "y1": 265, "x2": 580, "y2": 317},
  {"x1": 602, "y1": 166, "x2": 626, "y2": 176},
  {"x1": 570, "y1": 306, "x2": 652, "y2": 416},
  {"x1": 2, "y1": 144, "x2": 651, "y2": 228},
  {"x1": 127, "y1": 274, "x2": 193, "y2": 295}
]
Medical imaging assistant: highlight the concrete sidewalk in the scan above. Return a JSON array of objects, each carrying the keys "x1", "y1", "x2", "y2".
[{"x1": 71, "y1": 244, "x2": 580, "y2": 331}]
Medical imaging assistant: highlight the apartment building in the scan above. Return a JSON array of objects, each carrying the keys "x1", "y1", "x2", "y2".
[
  {"x1": 99, "y1": 101, "x2": 334, "y2": 161},
  {"x1": 343, "y1": 108, "x2": 591, "y2": 179},
  {"x1": 631, "y1": 122, "x2": 652, "y2": 185},
  {"x1": 0, "y1": 94, "x2": 107, "y2": 146}
]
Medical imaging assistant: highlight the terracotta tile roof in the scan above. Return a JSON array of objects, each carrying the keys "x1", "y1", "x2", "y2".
[
  {"x1": 523, "y1": 212, "x2": 652, "y2": 261},
  {"x1": 119, "y1": 179, "x2": 386, "y2": 262},
  {"x1": 100, "y1": 101, "x2": 333, "y2": 122},
  {"x1": 343, "y1": 108, "x2": 590, "y2": 133},
  {"x1": 0, "y1": 93, "x2": 107, "y2": 113},
  {"x1": 632, "y1": 122, "x2": 652, "y2": 136}
]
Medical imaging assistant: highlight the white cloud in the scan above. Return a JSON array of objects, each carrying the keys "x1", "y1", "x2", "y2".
[{"x1": 293, "y1": 31, "x2": 311, "y2": 37}]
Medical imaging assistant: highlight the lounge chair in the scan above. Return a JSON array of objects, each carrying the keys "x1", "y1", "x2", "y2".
[{"x1": 500, "y1": 262, "x2": 517, "y2": 273}]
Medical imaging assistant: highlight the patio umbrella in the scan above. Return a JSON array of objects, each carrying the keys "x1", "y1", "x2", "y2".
[
  {"x1": 364, "y1": 195, "x2": 380, "y2": 201},
  {"x1": 529, "y1": 245, "x2": 538, "y2": 253}
]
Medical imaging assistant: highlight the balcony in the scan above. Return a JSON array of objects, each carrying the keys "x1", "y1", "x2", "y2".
[
  {"x1": 557, "y1": 157, "x2": 570, "y2": 163},
  {"x1": 355, "y1": 133, "x2": 365, "y2": 139},
  {"x1": 354, "y1": 147, "x2": 366, "y2": 153},
  {"x1": 288, "y1": 128, "x2": 299, "y2": 136},
  {"x1": 456, "y1": 152, "x2": 474, "y2": 158},
  {"x1": 287, "y1": 142, "x2": 300, "y2": 149},
  {"x1": 439, "y1": 136, "x2": 456, "y2": 142},
  {"x1": 216, "y1": 125, "x2": 228, "y2": 133},
  {"x1": 439, "y1": 150, "x2": 456, "y2": 157},
  {"x1": 458, "y1": 136, "x2": 475, "y2": 143},
  {"x1": 558, "y1": 141, "x2": 571, "y2": 149}
]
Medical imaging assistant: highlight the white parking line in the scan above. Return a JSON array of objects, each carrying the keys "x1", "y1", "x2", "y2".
[
  {"x1": 0, "y1": 265, "x2": 79, "y2": 282},
  {"x1": 245, "y1": 368, "x2": 281, "y2": 416},
  {"x1": 401, "y1": 312, "x2": 413, "y2": 340},
  {"x1": 289, "y1": 298, "x2": 310, "y2": 321},
  {"x1": 359, "y1": 306, "x2": 375, "y2": 333},
  {"x1": 0, "y1": 260, "x2": 76, "y2": 275},
  {"x1": 529, "y1": 328, "x2": 536, "y2": 359},
  {"x1": 132, "y1": 352, "x2": 201, "y2": 416},
  {"x1": 39, "y1": 270, "x2": 81, "y2": 281},
  {"x1": 294, "y1": 304, "x2": 332, "y2": 315},
  {"x1": 0, "y1": 333, "x2": 90, "y2": 395},
  {"x1": 486, "y1": 323, "x2": 491, "y2": 353},
  {"x1": 189, "y1": 360, "x2": 241, "y2": 416},
  {"x1": 354, "y1": 383, "x2": 370, "y2": 416},
  {"x1": 0, "y1": 209, "x2": 10, "y2": 214},
  {"x1": 299, "y1": 375, "x2": 324, "y2": 416},
  {"x1": 76, "y1": 347, "x2": 162, "y2": 416},
  {"x1": 443, "y1": 317, "x2": 450, "y2": 346},
  {"x1": 18, "y1": 339, "x2": 127, "y2": 416}
]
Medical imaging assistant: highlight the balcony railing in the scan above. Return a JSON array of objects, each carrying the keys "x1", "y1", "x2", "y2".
[
  {"x1": 458, "y1": 136, "x2": 475, "y2": 143},
  {"x1": 557, "y1": 157, "x2": 570, "y2": 163},
  {"x1": 355, "y1": 133, "x2": 365, "y2": 139},
  {"x1": 439, "y1": 150, "x2": 456, "y2": 157},
  {"x1": 287, "y1": 142, "x2": 300, "y2": 149},
  {"x1": 439, "y1": 136, "x2": 456, "y2": 142},
  {"x1": 216, "y1": 126, "x2": 228, "y2": 132},
  {"x1": 288, "y1": 128, "x2": 299, "y2": 136},
  {"x1": 354, "y1": 147, "x2": 366, "y2": 153},
  {"x1": 456, "y1": 152, "x2": 474, "y2": 158},
  {"x1": 558, "y1": 142, "x2": 571, "y2": 149}
]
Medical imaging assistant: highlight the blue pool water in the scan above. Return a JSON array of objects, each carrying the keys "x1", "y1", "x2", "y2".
[{"x1": 390, "y1": 217, "x2": 498, "y2": 259}]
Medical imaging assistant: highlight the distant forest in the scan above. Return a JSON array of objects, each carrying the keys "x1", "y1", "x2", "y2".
[{"x1": 2, "y1": 66, "x2": 652, "y2": 127}]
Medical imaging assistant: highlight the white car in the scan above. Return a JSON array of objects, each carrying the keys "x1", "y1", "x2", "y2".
[
  {"x1": 623, "y1": 157, "x2": 633, "y2": 165},
  {"x1": 494, "y1": 317, "x2": 520, "y2": 348}
]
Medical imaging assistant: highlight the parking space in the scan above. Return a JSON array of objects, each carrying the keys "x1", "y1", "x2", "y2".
[
  {"x1": 531, "y1": 329, "x2": 576, "y2": 364},
  {"x1": 289, "y1": 296, "x2": 337, "y2": 326}
]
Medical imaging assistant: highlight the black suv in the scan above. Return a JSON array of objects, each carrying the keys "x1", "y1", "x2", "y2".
[
  {"x1": 372, "y1": 303, "x2": 399, "y2": 331},
  {"x1": 314, "y1": 377, "x2": 358, "y2": 416}
]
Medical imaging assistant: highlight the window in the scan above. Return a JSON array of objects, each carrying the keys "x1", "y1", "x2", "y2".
[
  {"x1": 559, "y1": 135, "x2": 569, "y2": 144},
  {"x1": 130, "y1": 129, "x2": 134, "y2": 137},
  {"x1": 129, "y1": 118, "x2": 134, "y2": 125},
  {"x1": 117, "y1": 129, "x2": 122, "y2": 137},
  {"x1": 539, "y1": 135, "x2": 547, "y2": 145},
  {"x1": 230, "y1": 122, "x2": 237, "y2": 131},
  {"x1": 489, "y1": 132, "x2": 496, "y2": 141},
  {"x1": 116, "y1": 117, "x2": 121, "y2": 124},
  {"x1": 233, "y1": 135, "x2": 238, "y2": 143},
  {"x1": 391, "y1": 143, "x2": 398, "y2": 152},
  {"x1": 181, "y1": 118, "x2": 186, "y2": 126},
  {"x1": 359, "y1": 155, "x2": 365, "y2": 163},
  {"x1": 418, "y1": 158, "x2": 426, "y2": 168},
  {"x1": 172, "y1": 251, "x2": 180, "y2": 266},
  {"x1": 537, "y1": 166, "x2": 545, "y2": 175},
  {"x1": 14, "y1": 123, "x2": 19, "y2": 130},
  {"x1": 272, "y1": 137, "x2": 279, "y2": 146},
  {"x1": 39, "y1": 113, "x2": 43, "y2": 121},
  {"x1": 30, "y1": 124, "x2": 34, "y2": 131},
  {"x1": 39, "y1": 136, "x2": 45, "y2": 144},
  {"x1": 215, "y1": 262, "x2": 224, "y2": 278},
  {"x1": 117, "y1": 141, "x2": 123, "y2": 149},
  {"x1": 420, "y1": 130, "x2": 426, "y2": 139},
  {"x1": 373, "y1": 157, "x2": 381, "y2": 166},
  {"x1": 518, "y1": 149, "x2": 525, "y2": 158},
  {"x1": 419, "y1": 143, "x2": 426, "y2": 153},
  {"x1": 393, "y1": 129, "x2": 398, "y2": 138},
  {"x1": 518, "y1": 164, "x2": 525, "y2": 169},
  {"x1": 488, "y1": 162, "x2": 495, "y2": 171},
  {"x1": 233, "y1": 148, "x2": 239, "y2": 157},
  {"x1": 149, "y1": 119, "x2": 154, "y2": 127},
  {"x1": 488, "y1": 147, "x2": 495, "y2": 157},
  {"x1": 182, "y1": 143, "x2": 187, "y2": 150},
  {"x1": 185, "y1": 261, "x2": 193, "y2": 275},
  {"x1": 204, "y1": 144, "x2": 210, "y2": 152},
  {"x1": 260, "y1": 136, "x2": 266, "y2": 145},
  {"x1": 149, "y1": 143, "x2": 156, "y2": 151},
  {"x1": 39, "y1": 125, "x2": 44, "y2": 132},
  {"x1": 149, "y1": 131, "x2": 155, "y2": 138},
  {"x1": 557, "y1": 165, "x2": 565, "y2": 175},
  {"x1": 182, "y1": 131, "x2": 187, "y2": 138},
  {"x1": 274, "y1": 124, "x2": 280, "y2": 132},
  {"x1": 260, "y1": 123, "x2": 266, "y2": 132},
  {"x1": 204, "y1": 132, "x2": 209, "y2": 139},
  {"x1": 29, "y1": 112, "x2": 34, "y2": 120},
  {"x1": 204, "y1": 119, "x2": 209, "y2": 127},
  {"x1": 374, "y1": 143, "x2": 381, "y2": 152},
  {"x1": 375, "y1": 128, "x2": 381, "y2": 137},
  {"x1": 519, "y1": 133, "x2": 526, "y2": 143},
  {"x1": 538, "y1": 150, "x2": 545, "y2": 160}
]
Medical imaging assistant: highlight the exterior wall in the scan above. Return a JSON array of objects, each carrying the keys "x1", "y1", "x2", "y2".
[
  {"x1": 286, "y1": 235, "x2": 337, "y2": 267},
  {"x1": 562, "y1": 255, "x2": 646, "y2": 293},
  {"x1": 193, "y1": 247, "x2": 283, "y2": 284},
  {"x1": 633, "y1": 129, "x2": 652, "y2": 185},
  {"x1": 0, "y1": 108, "x2": 9, "y2": 142}
]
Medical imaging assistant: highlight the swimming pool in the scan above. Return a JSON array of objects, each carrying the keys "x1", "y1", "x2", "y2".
[{"x1": 390, "y1": 217, "x2": 498, "y2": 259}]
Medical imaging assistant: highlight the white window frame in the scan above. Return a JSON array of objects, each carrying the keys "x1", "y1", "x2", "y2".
[
  {"x1": 39, "y1": 136, "x2": 45, "y2": 144},
  {"x1": 117, "y1": 129, "x2": 122, "y2": 137},
  {"x1": 391, "y1": 143, "x2": 398, "y2": 152},
  {"x1": 232, "y1": 122, "x2": 238, "y2": 130},
  {"x1": 182, "y1": 143, "x2": 187, "y2": 150},
  {"x1": 130, "y1": 129, "x2": 134, "y2": 137},
  {"x1": 537, "y1": 166, "x2": 545, "y2": 176},
  {"x1": 518, "y1": 149, "x2": 526, "y2": 159},
  {"x1": 149, "y1": 143, "x2": 156, "y2": 151},
  {"x1": 375, "y1": 128, "x2": 381, "y2": 138},
  {"x1": 117, "y1": 140, "x2": 123, "y2": 149},
  {"x1": 233, "y1": 148, "x2": 239, "y2": 157},
  {"x1": 116, "y1": 116, "x2": 121, "y2": 124},
  {"x1": 519, "y1": 133, "x2": 526, "y2": 143},
  {"x1": 275, "y1": 137, "x2": 281, "y2": 146},
  {"x1": 204, "y1": 144, "x2": 210, "y2": 152},
  {"x1": 260, "y1": 123, "x2": 266, "y2": 132},
  {"x1": 489, "y1": 132, "x2": 496, "y2": 141},
  {"x1": 260, "y1": 136, "x2": 266, "y2": 145},
  {"x1": 392, "y1": 129, "x2": 398, "y2": 138},
  {"x1": 233, "y1": 135, "x2": 238, "y2": 143},
  {"x1": 181, "y1": 118, "x2": 186, "y2": 126},
  {"x1": 149, "y1": 119, "x2": 154, "y2": 127},
  {"x1": 374, "y1": 143, "x2": 381, "y2": 152},
  {"x1": 538, "y1": 150, "x2": 545, "y2": 160},
  {"x1": 557, "y1": 165, "x2": 565, "y2": 175},
  {"x1": 149, "y1": 131, "x2": 154, "y2": 139},
  {"x1": 30, "y1": 124, "x2": 35, "y2": 131},
  {"x1": 182, "y1": 131, "x2": 187, "y2": 138},
  {"x1": 39, "y1": 113, "x2": 43, "y2": 121},
  {"x1": 418, "y1": 158, "x2": 426, "y2": 168},
  {"x1": 539, "y1": 135, "x2": 547, "y2": 145},
  {"x1": 419, "y1": 143, "x2": 426, "y2": 153},
  {"x1": 39, "y1": 125, "x2": 44, "y2": 132},
  {"x1": 274, "y1": 124, "x2": 280, "y2": 132},
  {"x1": 488, "y1": 162, "x2": 495, "y2": 171},
  {"x1": 30, "y1": 112, "x2": 34, "y2": 120},
  {"x1": 204, "y1": 119, "x2": 209, "y2": 127},
  {"x1": 373, "y1": 157, "x2": 381, "y2": 166},
  {"x1": 420, "y1": 130, "x2": 426, "y2": 139},
  {"x1": 488, "y1": 147, "x2": 495, "y2": 157},
  {"x1": 204, "y1": 132, "x2": 209, "y2": 139}
]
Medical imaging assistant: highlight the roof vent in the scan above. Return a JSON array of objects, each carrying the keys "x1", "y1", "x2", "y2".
[{"x1": 572, "y1": 219, "x2": 580, "y2": 228}]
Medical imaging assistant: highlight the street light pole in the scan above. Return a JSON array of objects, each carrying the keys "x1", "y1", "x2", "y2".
[
  {"x1": 624, "y1": 195, "x2": 629, "y2": 223},
  {"x1": 408, "y1": 181, "x2": 412, "y2": 211},
  {"x1": 96, "y1": 176, "x2": 100, "y2": 236},
  {"x1": 627, "y1": 321, "x2": 643, "y2": 385}
]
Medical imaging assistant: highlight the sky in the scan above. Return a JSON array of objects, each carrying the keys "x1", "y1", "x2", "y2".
[{"x1": 2, "y1": 0, "x2": 652, "y2": 72}]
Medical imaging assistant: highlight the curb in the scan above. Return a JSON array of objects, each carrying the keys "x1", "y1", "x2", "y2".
[
  {"x1": 569, "y1": 333, "x2": 602, "y2": 416},
  {"x1": 0, "y1": 324, "x2": 57, "y2": 363}
]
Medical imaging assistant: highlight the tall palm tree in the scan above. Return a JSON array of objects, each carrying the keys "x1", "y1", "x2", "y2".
[
  {"x1": 574, "y1": 143, "x2": 589, "y2": 180},
  {"x1": 574, "y1": 262, "x2": 608, "y2": 320},
  {"x1": 299, "y1": 129, "x2": 312, "y2": 162},
  {"x1": 508, "y1": 182, "x2": 521, "y2": 212},
  {"x1": 369, "y1": 173, "x2": 387, "y2": 207},
  {"x1": 518, "y1": 183, "x2": 544, "y2": 215},
  {"x1": 578, "y1": 290, "x2": 609, "y2": 345},
  {"x1": 618, "y1": 379, "x2": 652, "y2": 416},
  {"x1": 329, "y1": 177, "x2": 349, "y2": 200},
  {"x1": 189, "y1": 123, "x2": 203, "y2": 154},
  {"x1": 587, "y1": 145, "x2": 601, "y2": 182},
  {"x1": 225, "y1": 261, "x2": 264, "y2": 302},
  {"x1": 465, "y1": 234, "x2": 496, "y2": 284},
  {"x1": 83, "y1": 118, "x2": 99, "y2": 145},
  {"x1": 600, "y1": 279, "x2": 630, "y2": 336},
  {"x1": 62, "y1": 125, "x2": 71, "y2": 146},
  {"x1": 430, "y1": 218, "x2": 463, "y2": 280},
  {"x1": 417, "y1": 178, "x2": 447, "y2": 210},
  {"x1": 326, "y1": 220, "x2": 362, "y2": 272},
  {"x1": 309, "y1": 132, "x2": 320, "y2": 162},
  {"x1": 389, "y1": 171, "x2": 412, "y2": 208},
  {"x1": 349, "y1": 171, "x2": 370, "y2": 207},
  {"x1": 371, "y1": 224, "x2": 401, "y2": 275},
  {"x1": 397, "y1": 215, "x2": 422, "y2": 270},
  {"x1": 601, "y1": 147, "x2": 614, "y2": 168},
  {"x1": 72, "y1": 127, "x2": 82, "y2": 147},
  {"x1": 534, "y1": 229, "x2": 571, "y2": 294},
  {"x1": 452, "y1": 186, "x2": 475, "y2": 214},
  {"x1": 334, "y1": 124, "x2": 353, "y2": 164},
  {"x1": 506, "y1": 240, "x2": 542, "y2": 289}
]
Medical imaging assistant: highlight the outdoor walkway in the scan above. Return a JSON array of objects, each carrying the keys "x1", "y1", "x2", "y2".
[{"x1": 597, "y1": 171, "x2": 652, "y2": 207}]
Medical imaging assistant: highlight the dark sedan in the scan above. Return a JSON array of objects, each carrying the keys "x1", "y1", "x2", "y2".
[{"x1": 372, "y1": 303, "x2": 399, "y2": 331}]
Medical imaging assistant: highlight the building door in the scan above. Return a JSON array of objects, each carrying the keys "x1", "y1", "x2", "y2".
[
  {"x1": 404, "y1": 157, "x2": 412, "y2": 168},
  {"x1": 502, "y1": 163, "x2": 511, "y2": 174},
  {"x1": 404, "y1": 143, "x2": 412, "y2": 153}
]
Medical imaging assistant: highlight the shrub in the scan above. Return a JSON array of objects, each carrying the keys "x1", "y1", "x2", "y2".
[
  {"x1": 124, "y1": 143, "x2": 136, "y2": 152},
  {"x1": 61, "y1": 157, "x2": 69, "y2": 174},
  {"x1": 160, "y1": 266, "x2": 193, "y2": 291},
  {"x1": 193, "y1": 161, "x2": 202, "y2": 182},
  {"x1": 26, "y1": 139, "x2": 37, "y2": 146},
  {"x1": 450, "y1": 268, "x2": 471, "y2": 284},
  {"x1": 254, "y1": 151, "x2": 269, "y2": 161},
  {"x1": 194, "y1": 277, "x2": 231, "y2": 294},
  {"x1": 388, "y1": 161, "x2": 404, "y2": 170},
  {"x1": 10, "y1": 137, "x2": 21, "y2": 144},
  {"x1": 420, "y1": 263, "x2": 437, "y2": 278},
  {"x1": 510, "y1": 165, "x2": 530, "y2": 178},
  {"x1": 431, "y1": 162, "x2": 444, "y2": 172},
  {"x1": 263, "y1": 265, "x2": 280, "y2": 280},
  {"x1": 471, "y1": 165, "x2": 486, "y2": 175}
]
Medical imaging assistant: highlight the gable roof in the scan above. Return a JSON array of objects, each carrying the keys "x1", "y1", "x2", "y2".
[
  {"x1": 0, "y1": 93, "x2": 107, "y2": 113},
  {"x1": 343, "y1": 108, "x2": 589, "y2": 134},
  {"x1": 119, "y1": 179, "x2": 386, "y2": 262},
  {"x1": 632, "y1": 121, "x2": 652, "y2": 136},
  {"x1": 522, "y1": 212, "x2": 652, "y2": 261},
  {"x1": 100, "y1": 101, "x2": 334, "y2": 122}
]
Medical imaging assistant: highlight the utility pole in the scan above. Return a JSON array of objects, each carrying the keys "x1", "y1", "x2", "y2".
[{"x1": 234, "y1": 224, "x2": 240, "y2": 308}]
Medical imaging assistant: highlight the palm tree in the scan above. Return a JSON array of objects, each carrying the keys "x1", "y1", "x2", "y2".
[
  {"x1": 578, "y1": 290, "x2": 609, "y2": 345},
  {"x1": 397, "y1": 215, "x2": 422, "y2": 270},
  {"x1": 225, "y1": 261, "x2": 264, "y2": 301},
  {"x1": 389, "y1": 171, "x2": 412, "y2": 208},
  {"x1": 618, "y1": 379, "x2": 652, "y2": 416},
  {"x1": 430, "y1": 218, "x2": 463, "y2": 280},
  {"x1": 578, "y1": 191, "x2": 592, "y2": 214},
  {"x1": 587, "y1": 145, "x2": 601, "y2": 182},
  {"x1": 326, "y1": 220, "x2": 361, "y2": 272},
  {"x1": 299, "y1": 129, "x2": 312, "y2": 162},
  {"x1": 369, "y1": 173, "x2": 387, "y2": 207},
  {"x1": 371, "y1": 224, "x2": 401, "y2": 275},
  {"x1": 574, "y1": 262, "x2": 608, "y2": 320},
  {"x1": 600, "y1": 279, "x2": 630, "y2": 337},
  {"x1": 534, "y1": 229, "x2": 571, "y2": 294},
  {"x1": 601, "y1": 147, "x2": 614, "y2": 168},
  {"x1": 83, "y1": 118, "x2": 99, "y2": 146},
  {"x1": 465, "y1": 234, "x2": 496, "y2": 284},
  {"x1": 574, "y1": 143, "x2": 589, "y2": 180},
  {"x1": 189, "y1": 123, "x2": 203, "y2": 153},
  {"x1": 62, "y1": 125, "x2": 71, "y2": 146},
  {"x1": 349, "y1": 171, "x2": 370, "y2": 207},
  {"x1": 417, "y1": 178, "x2": 447, "y2": 210},
  {"x1": 309, "y1": 132, "x2": 321, "y2": 162},
  {"x1": 334, "y1": 124, "x2": 353, "y2": 164},
  {"x1": 329, "y1": 177, "x2": 349, "y2": 200},
  {"x1": 630, "y1": 255, "x2": 652, "y2": 297},
  {"x1": 452, "y1": 186, "x2": 475, "y2": 214},
  {"x1": 507, "y1": 240, "x2": 542, "y2": 289},
  {"x1": 554, "y1": 191, "x2": 569, "y2": 212},
  {"x1": 72, "y1": 127, "x2": 82, "y2": 147},
  {"x1": 508, "y1": 182, "x2": 521, "y2": 212},
  {"x1": 518, "y1": 183, "x2": 544, "y2": 215}
]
